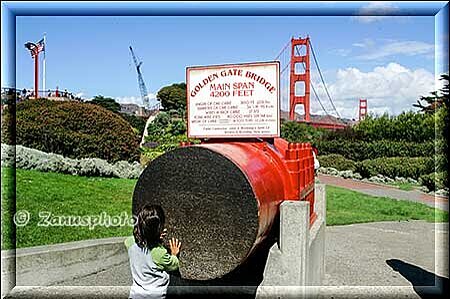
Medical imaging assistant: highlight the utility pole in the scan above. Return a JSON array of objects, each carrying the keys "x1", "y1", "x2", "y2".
[
  {"x1": 43, "y1": 33, "x2": 46, "y2": 93},
  {"x1": 25, "y1": 38, "x2": 45, "y2": 99}
]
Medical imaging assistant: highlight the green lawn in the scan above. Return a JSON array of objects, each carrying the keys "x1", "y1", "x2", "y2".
[
  {"x1": 326, "y1": 185, "x2": 448, "y2": 225},
  {"x1": 386, "y1": 181, "x2": 417, "y2": 191},
  {"x1": 2, "y1": 167, "x2": 136, "y2": 250},
  {"x1": 396, "y1": 183, "x2": 415, "y2": 191},
  {"x1": 1, "y1": 168, "x2": 448, "y2": 250}
]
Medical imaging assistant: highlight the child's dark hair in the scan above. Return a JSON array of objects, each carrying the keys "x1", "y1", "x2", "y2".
[{"x1": 133, "y1": 204, "x2": 165, "y2": 249}]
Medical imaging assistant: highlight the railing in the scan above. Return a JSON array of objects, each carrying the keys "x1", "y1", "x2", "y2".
[
  {"x1": 2, "y1": 88, "x2": 161, "y2": 117},
  {"x1": 1, "y1": 88, "x2": 83, "y2": 102}
]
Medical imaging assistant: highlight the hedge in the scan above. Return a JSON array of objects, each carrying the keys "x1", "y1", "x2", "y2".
[
  {"x1": 3, "y1": 99, "x2": 140, "y2": 162},
  {"x1": 281, "y1": 120, "x2": 325, "y2": 144},
  {"x1": 120, "y1": 113, "x2": 146, "y2": 136},
  {"x1": 1, "y1": 144, "x2": 143, "y2": 179},
  {"x1": 355, "y1": 157, "x2": 435, "y2": 180},
  {"x1": 317, "y1": 154, "x2": 357, "y2": 171},
  {"x1": 419, "y1": 172, "x2": 446, "y2": 192},
  {"x1": 317, "y1": 139, "x2": 434, "y2": 161},
  {"x1": 352, "y1": 112, "x2": 435, "y2": 142}
]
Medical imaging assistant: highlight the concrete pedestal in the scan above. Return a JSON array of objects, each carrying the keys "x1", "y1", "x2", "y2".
[{"x1": 256, "y1": 184, "x2": 326, "y2": 299}]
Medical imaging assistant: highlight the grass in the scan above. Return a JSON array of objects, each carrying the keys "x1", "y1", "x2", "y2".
[
  {"x1": 326, "y1": 185, "x2": 448, "y2": 225},
  {"x1": 1, "y1": 168, "x2": 448, "y2": 250},
  {"x1": 1, "y1": 167, "x2": 15, "y2": 250},
  {"x1": 2, "y1": 167, "x2": 137, "y2": 250},
  {"x1": 385, "y1": 181, "x2": 417, "y2": 191},
  {"x1": 396, "y1": 183, "x2": 415, "y2": 191}
]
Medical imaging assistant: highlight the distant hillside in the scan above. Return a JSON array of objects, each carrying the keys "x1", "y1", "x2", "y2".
[{"x1": 280, "y1": 110, "x2": 353, "y2": 125}]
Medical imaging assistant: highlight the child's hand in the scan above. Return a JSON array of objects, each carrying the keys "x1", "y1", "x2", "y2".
[
  {"x1": 169, "y1": 238, "x2": 181, "y2": 256},
  {"x1": 160, "y1": 229, "x2": 167, "y2": 241}
]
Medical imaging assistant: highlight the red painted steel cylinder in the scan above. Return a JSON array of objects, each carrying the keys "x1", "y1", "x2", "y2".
[
  {"x1": 132, "y1": 138, "x2": 314, "y2": 280},
  {"x1": 198, "y1": 141, "x2": 293, "y2": 247}
]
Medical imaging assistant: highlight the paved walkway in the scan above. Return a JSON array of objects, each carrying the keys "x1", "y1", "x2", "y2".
[
  {"x1": 320, "y1": 221, "x2": 448, "y2": 298},
  {"x1": 5, "y1": 221, "x2": 448, "y2": 299},
  {"x1": 318, "y1": 174, "x2": 449, "y2": 211},
  {"x1": 323, "y1": 221, "x2": 448, "y2": 286}
]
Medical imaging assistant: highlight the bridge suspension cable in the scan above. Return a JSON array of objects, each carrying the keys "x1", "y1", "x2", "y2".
[
  {"x1": 275, "y1": 39, "x2": 291, "y2": 61},
  {"x1": 276, "y1": 39, "x2": 292, "y2": 114},
  {"x1": 295, "y1": 46, "x2": 330, "y2": 117},
  {"x1": 309, "y1": 40, "x2": 342, "y2": 120}
]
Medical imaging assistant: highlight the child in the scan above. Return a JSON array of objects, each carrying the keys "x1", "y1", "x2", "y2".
[{"x1": 125, "y1": 204, "x2": 181, "y2": 299}]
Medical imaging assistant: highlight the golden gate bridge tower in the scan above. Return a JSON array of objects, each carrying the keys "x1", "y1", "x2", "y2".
[
  {"x1": 359, "y1": 98, "x2": 367, "y2": 121},
  {"x1": 289, "y1": 37, "x2": 311, "y2": 122},
  {"x1": 277, "y1": 35, "x2": 346, "y2": 130}
]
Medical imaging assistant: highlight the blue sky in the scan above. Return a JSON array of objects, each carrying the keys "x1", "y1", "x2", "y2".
[{"x1": 13, "y1": 2, "x2": 448, "y2": 119}]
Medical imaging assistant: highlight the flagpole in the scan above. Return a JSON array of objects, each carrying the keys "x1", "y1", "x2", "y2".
[{"x1": 43, "y1": 33, "x2": 46, "y2": 93}]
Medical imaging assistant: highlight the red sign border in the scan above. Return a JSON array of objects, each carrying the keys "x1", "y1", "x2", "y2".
[{"x1": 186, "y1": 61, "x2": 280, "y2": 139}]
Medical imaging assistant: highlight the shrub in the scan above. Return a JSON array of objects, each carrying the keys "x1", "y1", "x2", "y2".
[
  {"x1": 1, "y1": 104, "x2": 15, "y2": 145},
  {"x1": 140, "y1": 111, "x2": 200, "y2": 164},
  {"x1": 419, "y1": 172, "x2": 446, "y2": 192},
  {"x1": 353, "y1": 111, "x2": 435, "y2": 142},
  {"x1": 281, "y1": 120, "x2": 325, "y2": 144},
  {"x1": 436, "y1": 106, "x2": 448, "y2": 188},
  {"x1": 317, "y1": 140, "x2": 434, "y2": 161},
  {"x1": 13, "y1": 99, "x2": 140, "y2": 162},
  {"x1": 355, "y1": 157, "x2": 434, "y2": 180},
  {"x1": 1, "y1": 144, "x2": 143, "y2": 179},
  {"x1": 318, "y1": 154, "x2": 357, "y2": 171},
  {"x1": 321, "y1": 126, "x2": 364, "y2": 141},
  {"x1": 120, "y1": 113, "x2": 146, "y2": 136}
]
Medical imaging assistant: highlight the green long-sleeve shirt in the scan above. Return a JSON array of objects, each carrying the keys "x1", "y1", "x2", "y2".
[{"x1": 124, "y1": 236, "x2": 179, "y2": 272}]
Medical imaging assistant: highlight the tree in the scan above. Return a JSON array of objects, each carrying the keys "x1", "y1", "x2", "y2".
[
  {"x1": 414, "y1": 73, "x2": 449, "y2": 189},
  {"x1": 157, "y1": 83, "x2": 186, "y2": 111},
  {"x1": 88, "y1": 95, "x2": 121, "y2": 113},
  {"x1": 120, "y1": 113, "x2": 146, "y2": 136},
  {"x1": 413, "y1": 73, "x2": 449, "y2": 114}
]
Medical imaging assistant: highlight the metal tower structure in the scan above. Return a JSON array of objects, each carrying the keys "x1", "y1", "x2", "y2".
[
  {"x1": 277, "y1": 36, "x2": 346, "y2": 129},
  {"x1": 359, "y1": 99, "x2": 367, "y2": 121},
  {"x1": 289, "y1": 37, "x2": 311, "y2": 122},
  {"x1": 129, "y1": 46, "x2": 149, "y2": 109}
]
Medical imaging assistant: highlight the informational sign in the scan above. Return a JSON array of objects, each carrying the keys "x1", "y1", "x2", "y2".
[{"x1": 186, "y1": 61, "x2": 280, "y2": 138}]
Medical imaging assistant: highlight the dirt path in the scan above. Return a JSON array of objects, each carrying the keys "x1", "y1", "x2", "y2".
[{"x1": 318, "y1": 174, "x2": 448, "y2": 211}]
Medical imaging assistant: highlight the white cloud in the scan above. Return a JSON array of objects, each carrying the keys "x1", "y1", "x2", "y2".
[
  {"x1": 352, "y1": 43, "x2": 366, "y2": 48},
  {"x1": 357, "y1": 40, "x2": 434, "y2": 60},
  {"x1": 353, "y1": 2, "x2": 399, "y2": 23},
  {"x1": 330, "y1": 48, "x2": 352, "y2": 57},
  {"x1": 309, "y1": 63, "x2": 435, "y2": 119},
  {"x1": 352, "y1": 38, "x2": 375, "y2": 49}
]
